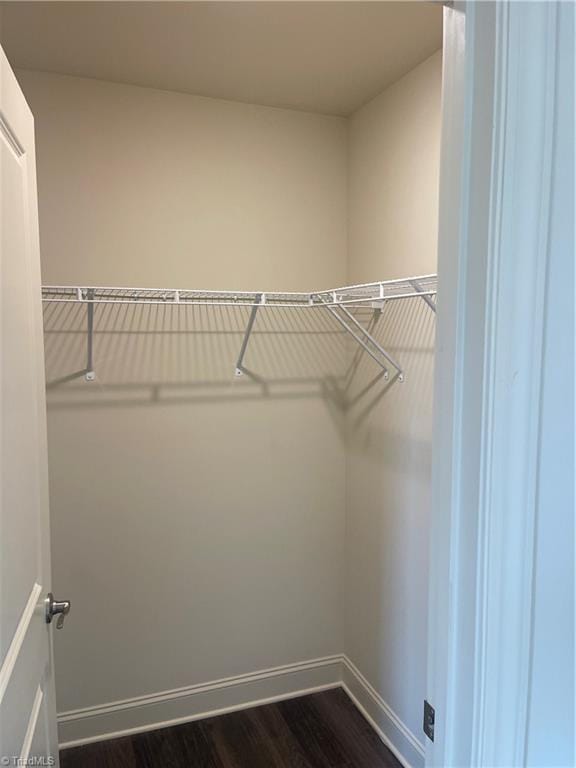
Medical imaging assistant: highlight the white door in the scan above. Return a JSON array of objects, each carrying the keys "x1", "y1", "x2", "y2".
[{"x1": 0, "y1": 45, "x2": 62, "y2": 767}]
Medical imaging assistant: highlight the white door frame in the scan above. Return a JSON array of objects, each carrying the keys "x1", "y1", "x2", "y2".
[{"x1": 427, "y1": 1, "x2": 573, "y2": 766}]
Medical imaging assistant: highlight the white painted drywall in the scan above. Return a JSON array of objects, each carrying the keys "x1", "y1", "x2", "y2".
[
  {"x1": 19, "y1": 50, "x2": 443, "y2": 763},
  {"x1": 345, "y1": 50, "x2": 442, "y2": 756},
  {"x1": 18, "y1": 70, "x2": 348, "y2": 714},
  {"x1": 21, "y1": 71, "x2": 347, "y2": 290}
]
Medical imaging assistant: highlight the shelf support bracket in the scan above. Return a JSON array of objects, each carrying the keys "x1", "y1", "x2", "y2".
[
  {"x1": 409, "y1": 280, "x2": 436, "y2": 313},
  {"x1": 344, "y1": 308, "x2": 382, "y2": 390},
  {"x1": 318, "y1": 297, "x2": 404, "y2": 382},
  {"x1": 235, "y1": 293, "x2": 263, "y2": 377},
  {"x1": 85, "y1": 289, "x2": 95, "y2": 381},
  {"x1": 337, "y1": 303, "x2": 404, "y2": 381}
]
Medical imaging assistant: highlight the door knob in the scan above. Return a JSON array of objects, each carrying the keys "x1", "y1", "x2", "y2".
[{"x1": 45, "y1": 592, "x2": 71, "y2": 629}]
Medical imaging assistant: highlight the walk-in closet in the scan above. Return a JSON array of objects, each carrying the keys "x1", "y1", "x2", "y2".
[{"x1": 0, "y1": 3, "x2": 444, "y2": 767}]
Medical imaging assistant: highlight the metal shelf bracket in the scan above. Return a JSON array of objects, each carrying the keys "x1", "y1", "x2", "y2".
[
  {"x1": 85, "y1": 288, "x2": 95, "y2": 381},
  {"x1": 234, "y1": 293, "x2": 263, "y2": 377},
  {"x1": 409, "y1": 279, "x2": 436, "y2": 313},
  {"x1": 316, "y1": 296, "x2": 404, "y2": 383},
  {"x1": 344, "y1": 307, "x2": 383, "y2": 390}
]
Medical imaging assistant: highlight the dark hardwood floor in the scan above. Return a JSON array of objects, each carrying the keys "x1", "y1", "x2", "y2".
[{"x1": 60, "y1": 688, "x2": 403, "y2": 768}]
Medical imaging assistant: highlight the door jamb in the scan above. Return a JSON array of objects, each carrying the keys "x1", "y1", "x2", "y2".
[{"x1": 427, "y1": 2, "x2": 567, "y2": 765}]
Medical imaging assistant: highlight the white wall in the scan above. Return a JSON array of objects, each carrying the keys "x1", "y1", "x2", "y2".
[
  {"x1": 23, "y1": 71, "x2": 347, "y2": 291},
  {"x1": 18, "y1": 70, "x2": 348, "y2": 723},
  {"x1": 344, "y1": 51, "x2": 442, "y2": 765},
  {"x1": 19, "y1": 50, "x2": 443, "y2": 763}
]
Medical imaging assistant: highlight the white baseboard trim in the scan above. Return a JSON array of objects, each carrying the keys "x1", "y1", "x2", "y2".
[
  {"x1": 341, "y1": 656, "x2": 425, "y2": 768},
  {"x1": 58, "y1": 655, "x2": 342, "y2": 748},
  {"x1": 59, "y1": 653, "x2": 425, "y2": 768}
]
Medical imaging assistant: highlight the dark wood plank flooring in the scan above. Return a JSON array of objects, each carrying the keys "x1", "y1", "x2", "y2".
[{"x1": 60, "y1": 688, "x2": 403, "y2": 768}]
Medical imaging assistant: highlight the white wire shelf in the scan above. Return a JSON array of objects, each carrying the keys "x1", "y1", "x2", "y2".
[
  {"x1": 41, "y1": 274, "x2": 437, "y2": 309},
  {"x1": 41, "y1": 274, "x2": 437, "y2": 384}
]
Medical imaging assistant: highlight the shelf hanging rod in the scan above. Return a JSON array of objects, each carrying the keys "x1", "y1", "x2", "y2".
[
  {"x1": 41, "y1": 275, "x2": 438, "y2": 309},
  {"x1": 41, "y1": 293, "x2": 435, "y2": 308}
]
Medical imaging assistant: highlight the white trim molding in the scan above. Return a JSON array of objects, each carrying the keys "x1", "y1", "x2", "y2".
[
  {"x1": 58, "y1": 655, "x2": 342, "y2": 748},
  {"x1": 20, "y1": 685, "x2": 44, "y2": 762},
  {"x1": 58, "y1": 654, "x2": 424, "y2": 768},
  {"x1": 470, "y1": 3, "x2": 560, "y2": 765},
  {"x1": 342, "y1": 657, "x2": 425, "y2": 768},
  {"x1": 428, "y1": 1, "x2": 570, "y2": 766},
  {"x1": 0, "y1": 583, "x2": 43, "y2": 704}
]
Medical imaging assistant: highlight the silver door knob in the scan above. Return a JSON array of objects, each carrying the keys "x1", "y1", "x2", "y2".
[{"x1": 45, "y1": 593, "x2": 71, "y2": 629}]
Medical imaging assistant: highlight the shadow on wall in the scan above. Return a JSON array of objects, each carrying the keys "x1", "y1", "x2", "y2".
[
  {"x1": 344, "y1": 295, "x2": 436, "y2": 735},
  {"x1": 346, "y1": 296, "x2": 436, "y2": 433},
  {"x1": 43, "y1": 296, "x2": 434, "y2": 428}
]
